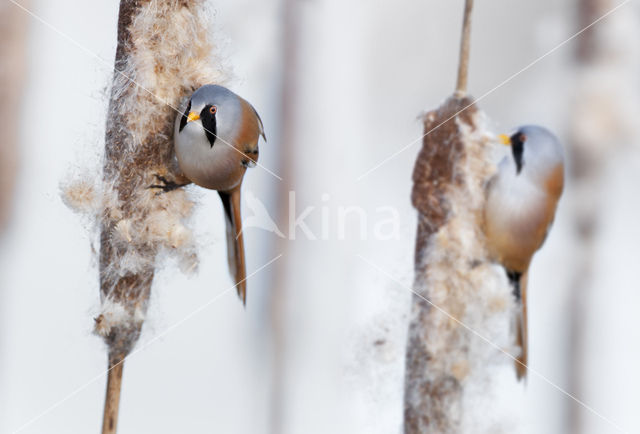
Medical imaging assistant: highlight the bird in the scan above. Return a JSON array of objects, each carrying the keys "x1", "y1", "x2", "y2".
[
  {"x1": 169, "y1": 84, "x2": 265, "y2": 305},
  {"x1": 483, "y1": 125, "x2": 564, "y2": 380}
]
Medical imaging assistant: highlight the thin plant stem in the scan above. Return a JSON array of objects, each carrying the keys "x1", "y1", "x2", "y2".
[
  {"x1": 455, "y1": 0, "x2": 474, "y2": 97},
  {"x1": 101, "y1": 354, "x2": 125, "y2": 434}
]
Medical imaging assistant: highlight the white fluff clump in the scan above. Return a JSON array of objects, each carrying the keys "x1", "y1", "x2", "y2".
[
  {"x1": 94, "y1": 299, "x2": 140, "y2": 338},
  {"x1": 63, "y1": 0, "x2": 226, "y2": 355},
  {"x1": 111, "y1": 1, "x2": 226, "y2": 151},
  {"x1": 61, "y1": 172, "x2": 122, "y2": 220}
]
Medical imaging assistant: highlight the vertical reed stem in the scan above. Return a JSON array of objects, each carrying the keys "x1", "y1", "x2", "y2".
[
  {"x1": 102, "y1": 353, "x2": 125, "y2": 434},
  {"x1": 455, "y1": 0, "x2": 474, "y2": 97}
]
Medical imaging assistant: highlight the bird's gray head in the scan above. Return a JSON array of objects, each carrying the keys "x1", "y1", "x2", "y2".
[
  {"x1": 499, "y1": 125, "x2": 564, "y2": 178},
  {"x1": 177, "y1": 84, "x2": 244, "y2": 148}
]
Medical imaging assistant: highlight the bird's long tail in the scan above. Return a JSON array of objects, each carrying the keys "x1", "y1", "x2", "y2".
[
  {"x1": 507, "y1": 269, "x2": 528, "y2": 381},
  {"x1": 219, "y1": 188, "x2": 247, "y2": 305}
]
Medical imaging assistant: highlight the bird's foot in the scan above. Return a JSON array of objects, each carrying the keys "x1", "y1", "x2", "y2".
[
  {"x1": 241, "y1": 159, "x2": 256, "y2": 168},
  {"x1": 241, "y1": 149, "x2": 258, "y2": 168},
  {"x1": 148, "y1": 174, "x2": 189, "y2": 194}
]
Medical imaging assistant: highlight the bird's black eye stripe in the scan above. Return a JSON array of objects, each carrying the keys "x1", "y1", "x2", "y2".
[
  {"x1": 201, "y1": 104, "x2": 217, "y2": 148},
  {"x1": 511, "y1": 132, "x2": 525, "y2": 174},
  {"x1": 179, "y1": 100, "x2": 191, "y2": 132}
]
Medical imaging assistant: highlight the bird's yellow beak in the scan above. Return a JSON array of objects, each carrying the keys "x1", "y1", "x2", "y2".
[
  {"x1": 187, "y1": 111, "x2": 200, "y2": 122},
  {"x1": 498, "y1": 134, "x2": 511, "y2": 146}
]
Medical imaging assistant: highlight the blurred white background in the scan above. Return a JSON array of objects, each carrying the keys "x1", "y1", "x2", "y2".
[{"x1": 0, "y1": 0, "x2": 638, "y2": 433}]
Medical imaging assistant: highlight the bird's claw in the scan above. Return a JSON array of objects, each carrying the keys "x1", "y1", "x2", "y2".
[
  {"x1": 147, "y1": 174, "x2": 187, "y2": 194},
  {"x1": 241, "y1": 159, "x2": 257, "y2": 168},
  {"x1": 242, "y1": 149, "x2": 258, "y2": 168}
]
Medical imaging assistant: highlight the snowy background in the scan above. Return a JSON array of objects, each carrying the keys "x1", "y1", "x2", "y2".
[{"x1": 0, "y1": 0, "x2": 638, "y2": 433}]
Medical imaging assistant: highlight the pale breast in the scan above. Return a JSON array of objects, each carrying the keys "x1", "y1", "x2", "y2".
[
  {"x1": 484, "y1": 173, "x2": 557, "y2": 272},
  {"x1": 174, "y1": 122, "x2": 245, "y2": 191}
]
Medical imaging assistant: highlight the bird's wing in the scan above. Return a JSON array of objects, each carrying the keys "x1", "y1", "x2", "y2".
[
  {"x1": 219, "y1": 188, "x2": 247, "y2": 305},
  {"x1": 515, "y1": 270, "x2": 529, "y2": 381},
  {"x1": 249, "y1": 103, "x2": 266, "y2": 141},
  {"x1": 238, "y1": 100, "x2": 262, "y2": 168}
]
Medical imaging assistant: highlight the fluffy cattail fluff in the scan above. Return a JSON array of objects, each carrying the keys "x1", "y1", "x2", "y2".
[
  {"x1": 62, "y1": 1, "x2": 225, "y2": 431},
  {"x1": 62, "y1": 0, "x2": 226, "y2": 356},
  {"x1": 404, "y1": 96, "x2": 518, "y2": 433}
]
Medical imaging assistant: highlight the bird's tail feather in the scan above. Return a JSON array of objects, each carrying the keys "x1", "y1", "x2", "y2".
[
  {"x1": 219, "y1": 188, "x2": 247, "y2": 305},
  {"x1": 512, "y1": 270, "x2": 529, "y2": 381}
]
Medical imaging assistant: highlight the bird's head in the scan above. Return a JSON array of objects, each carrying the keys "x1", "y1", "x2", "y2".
[
  {"x1": 177, "y1": 84, "x2": 256, "y2": 148},
  {"x1": 178, "y1": 84, "x2": 238, "y2": 148},
  {"x1": 498, "y1": 125, "x2": 563, "y2": 177}
]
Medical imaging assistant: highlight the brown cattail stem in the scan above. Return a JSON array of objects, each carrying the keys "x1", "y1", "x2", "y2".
[
  {"x1": 404, "y1": 102, "x2": 511, "y2": 433},
  {"x1": 404, "y1": 97, "x2": 481, "y2": 433},
  {"x1": 88, "y1": 0, "x2": 223, "y2": 432},
  {"x1": 101, "y1": 353, "x2": 125, "y2": 434},
  {"x1": 455, "y1": 0, "x2": 474, "y2": 97},
  {"x1": 404, "y1": 2, "x2": 512, "y2": 432}
]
